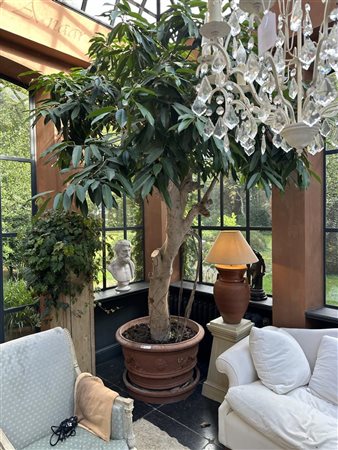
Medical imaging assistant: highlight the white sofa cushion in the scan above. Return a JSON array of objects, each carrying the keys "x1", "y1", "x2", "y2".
[
  {"x1": 308, "y1": 335, "x2": 338, "y2": 405},
  {"x1": 226, "y1": 381, "x2": 338, "y2": 450},
  {"x1": 249, "y1": 327, "x2": 311, "y2": 394}
]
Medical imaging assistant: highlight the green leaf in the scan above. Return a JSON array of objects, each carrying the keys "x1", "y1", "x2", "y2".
[
  {"x1": 116, "y1": 109, "x2": 127, "y2": 127},
  {"x1": 153, "y1": 163, "x2": 162, "y2": 177},
  {"x1": 146, "y1": 147, "x2": 163, "y2": 164},
  {"x1": 141, "y1": 175, "x2": 155, "y2": 198},
  {"x1": 87, "y1": 106, "x2": 115, "y2": 119},
  {"x1": 265, "y1": 171, "x2": 284, "y2": 191},
  {"x1": 178, "y1": 118, "x2": 193, "y2": 133},
  {"x1": 72, "y1": 145, "x2": 82, "y2": 168},
  {"x1": 90, "y1": 144, "x2": 101, "y2": 160},
  {"x1": 133, "y1": 172, "x2": 152, "y2": 191},
  {"x1": 63, "y1": 193, "x2": 72, "y2": 210},
  {"x1": 53, "y1": 193, "x2": 63, "y2": 209},
  {"x1": 102, "y1": 184, "x2": 113, "y2": 209},
  {"x1": 246, "y1": 173, "x2": 261, "y2": 190},
  {"x1": 75, "y1": 185, "x2": 86, "y2": 203},
  {"x1": 91, "y1": 112, "x2": 110, "y2": 125},
  {"x1": 115, "y1": 173, "x2": 134, "y2": 198},
  {"x1": 135, "y1": 102, "x2": 154, "y2": 126}
]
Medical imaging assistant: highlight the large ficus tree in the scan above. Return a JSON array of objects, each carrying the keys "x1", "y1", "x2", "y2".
[{"x1": 30, "y1": 0, "x2": 314, "y2": 342}]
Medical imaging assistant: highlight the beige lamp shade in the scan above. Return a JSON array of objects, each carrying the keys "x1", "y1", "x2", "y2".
[{"x1": 205, "y1": 231, "x2": 258, "y2": 266}]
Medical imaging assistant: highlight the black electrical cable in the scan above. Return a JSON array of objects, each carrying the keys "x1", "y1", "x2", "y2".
[{"x1": 50, "y1": 416, "x2": 78, "y2": 446}]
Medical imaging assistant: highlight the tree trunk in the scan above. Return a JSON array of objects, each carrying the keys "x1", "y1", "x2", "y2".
[{"x1": 148, "y1": 176, "x2": 217, "y2": 342}]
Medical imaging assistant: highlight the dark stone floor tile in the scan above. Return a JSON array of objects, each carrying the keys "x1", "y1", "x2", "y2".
[
  {"x1": 158, "y1": 382, "x2": 221, "y2": 444},
  {"x1": 142, "y1": 409, "x2": 218, "y2": 450}
]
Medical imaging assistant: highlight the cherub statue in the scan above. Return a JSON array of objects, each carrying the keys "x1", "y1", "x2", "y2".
[{"x1": 107, "y1": 240, "x2": 135, "y2": 291}]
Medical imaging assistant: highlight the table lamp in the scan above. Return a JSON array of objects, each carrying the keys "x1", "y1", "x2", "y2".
[{"x1": 205, "y1": 231, "x2": 258, "y2": 324}]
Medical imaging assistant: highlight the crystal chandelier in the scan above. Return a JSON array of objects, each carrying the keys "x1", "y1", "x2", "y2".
[{"x1": 192, "y1": 0, "x2": 338, "y2": 156}]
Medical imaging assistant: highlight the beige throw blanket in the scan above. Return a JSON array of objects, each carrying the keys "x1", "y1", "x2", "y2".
[{"x1": 74, "y1": 372, "x2": 119, "y2": 442}]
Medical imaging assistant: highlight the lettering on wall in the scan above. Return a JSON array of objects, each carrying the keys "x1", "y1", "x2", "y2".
[{"x1": 9, "y1": 0, "x2": 86, "y2": 42}]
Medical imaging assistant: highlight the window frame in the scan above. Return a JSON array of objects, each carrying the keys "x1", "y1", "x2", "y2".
[
  {"x1": 324, "y1": 147, "x2": 338, "y2": 309},
  {"x1": 0, "y1": 82, "x2": 37, "y2": 343},
  {"x1": 185, "y1": 174, "x2": 272, "y2": 292}
]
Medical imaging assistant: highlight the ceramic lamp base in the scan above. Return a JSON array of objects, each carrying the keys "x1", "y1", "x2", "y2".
[{"x1": 213, "y1": 266, "x2": 250, "y2": 324}]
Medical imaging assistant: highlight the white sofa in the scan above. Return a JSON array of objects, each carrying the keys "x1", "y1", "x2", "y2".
[{"x1": 216, "y1": 327, "x2": 338, "y2": 450}]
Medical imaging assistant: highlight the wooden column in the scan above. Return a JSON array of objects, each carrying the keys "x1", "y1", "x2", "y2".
[
  {"x1": 272, "y1": 154, "x2": 324, "y2": 327},
  {"x1": 50, "y1": 281, "x2": 96, "y2": 374}
]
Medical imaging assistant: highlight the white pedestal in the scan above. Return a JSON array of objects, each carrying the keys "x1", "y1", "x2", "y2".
[{"x1": 202, "y1": 317, "x2": 253, "y2": 403}]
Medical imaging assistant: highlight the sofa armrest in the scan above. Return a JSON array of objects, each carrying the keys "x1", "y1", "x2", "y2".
[
  {"x1": 0, "y1": 428, "x2": 15, "y2": 450},
  {"x1": 216, "y1": 336, "x2": 258, "y2": 387},
  {"x1": 112, "y1": 396, "x2": 136, "y2": 449}
]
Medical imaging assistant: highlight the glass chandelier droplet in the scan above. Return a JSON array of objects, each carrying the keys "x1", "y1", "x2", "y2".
[
  {"x1": 272, "y1": 133, "x2": 282, "y2": 148},
  {"x1": 261, "y1": 132, "x2": 267, "y2": 155},
  {"x1": 216, "y1": 106, "x2": 225, "y2": 115},
  {"x1": 290, "y1": 0, "x2": 303, "y2": 32},
  {"x1": 313, "y1": 78, "x2": 336, "y2": 107},
  {"x1": 223, "y1": 133, "x2": 230, "y2": 152},
  {"x1": 299, "y1": 38, "x2": 317, "y2": 67},
  {"x1": 212, "y1": 52, "x2": 227, "y2": 74},
  {"x1": 303, "y1": 4, "x2": 313, "y2": 37},
  {"x1": 192, "y1": 97, "x2": 207, "y2": 117},
  {"x1": 308, "y1": 133, "x2": 324, "y2": 155},
  {"x1": 281, "y1": 138, "x2": 293, "y2": 153},
  {"x1": 229, "y1": 11, "x2": 241, "y2": 36},
  {"x1": 271, "y1": 109, "x2": 287, "y2": 134},
  {"x1": 274, "y1": 47, "x2": 286, "y2": 74},
  {"x1": 204, "y1": 118, "x2": 215, "y2": 138},
  {"x1": 213, "y1": 116, "x2": 228, "y2": 139},
  {"x1": 236, "y1": 41, "x2": 247, "y2": 66},
  {"x1": 244, "y1": 53, "x2": 260, "y2": 83},
  {"x1": 303, "y1": 100, "x2": 321, "y2": 126},
  {"x1": 197, "y1": 76, "x2": 213, "y2": 102},
  {"x1": 224, "y1": 104, "x2": 239, "y2": 129},
  {"x1": 320, "y1": 119, "x2": 331, "y2": 138},
  {"x1": 216, "y1": 95, "x2": 224, "y2": 105},
  {"x1": 289, "y1": 77, "x2": 298, "y2": 99},
  {"x1": 329, "y1": 7, "x2": 338, "y2": 21}
]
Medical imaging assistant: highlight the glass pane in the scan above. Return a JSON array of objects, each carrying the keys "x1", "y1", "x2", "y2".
[
  {"x1": 126, "y1": 197, "x2": 143, "y2": 227},
  {"x1": 249, "y1": 231, "x2": 272, "y2": 295},
  {"x1": 4, "y1": 278, "x2": 33, "y2": 310},
  {"x1": 200, "y1": 179, "x2": 221, "y2": 227},
  {"x1": 127, "y1": 230, "x2": 144, "y2": 281},
  {"x1": 202, "y1": 229, "x2": 220, "y2": 284},
  {"x1": 0, "y1": 80, "x2": 30, "y2": 158},
  {"x1": 183, "y1": 233, "x2": 199, "y2": 282},
  {"x1": 326, "y1": 153, "x2": 338, "y2": 229},
  {"x1": 105, "y1": 195, "x2": 123, "y2": 228},
  {"x1": 0, "y1": 160, "x2": 32, "y2": 233},
  {"x1": 223, "y1": 176, "x2": 246, "y2": 227},
  {"x1": 4, "y1": 307, "x2": 39, "y2": 342},
  {"x1": 105, "y1": 231, "x2": 124, "y2": 287},
  {"x1": 2, "y1": 237, "x2": 25, "y2": 285},
  {"x1": 185, "y1": 175, "x2": 199, "y2": 227},
  {"x1": 93, "y1": 235, "x2": 103, "y2": 290},
  {"x1": 249, "y1": 187, "x2": 272, "y2": 227},
  {"x1": 326, "y1": 232, "x2": 338, "y2": 307}
]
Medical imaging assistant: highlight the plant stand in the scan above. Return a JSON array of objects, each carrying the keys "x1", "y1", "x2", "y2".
[
  {"x1": 202, "y1": 317, "x2": 253, "y2": 403},
  {"x1": 50, "y1": 283, "x2": 96, "y2": 374}
]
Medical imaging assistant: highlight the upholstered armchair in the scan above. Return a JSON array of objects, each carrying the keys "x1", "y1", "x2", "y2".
[{"x1": 0, "y1": 327, "x2": 136, "y2": 450}]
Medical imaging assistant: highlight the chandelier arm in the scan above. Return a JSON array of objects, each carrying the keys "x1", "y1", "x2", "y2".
[
  {"x1": 264, "y1": 54, "x2": 296, "y2": 122},
  {"x1": 311, "y1": 33, "x2": 328, "y2": 89}
]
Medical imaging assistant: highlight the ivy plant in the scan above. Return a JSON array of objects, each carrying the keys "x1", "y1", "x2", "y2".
[{"x1": 22, "y1": 210, "x2": 101, "y2": 315}]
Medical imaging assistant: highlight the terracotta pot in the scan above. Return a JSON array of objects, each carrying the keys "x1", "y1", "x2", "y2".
[{"x1": 116, "y1": 316, "x2": 205, "y2": 404}]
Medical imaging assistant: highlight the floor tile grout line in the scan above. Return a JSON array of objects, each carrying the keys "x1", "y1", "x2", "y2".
[{"x1": 151, "y1": 408, "x2": 217, "y2": 443}]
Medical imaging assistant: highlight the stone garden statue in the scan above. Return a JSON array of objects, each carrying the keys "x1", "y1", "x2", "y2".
[{"x1": 107, "y1": 240, "x2": 135, "y2": 291}]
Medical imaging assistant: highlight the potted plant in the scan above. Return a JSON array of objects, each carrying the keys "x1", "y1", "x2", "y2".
[
  {"x1": 22, "y1": 209, "x2": 101, "y2": 372},
  {"x1": 30, "y1": 0, "x2": 314, "y2": 401}
]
